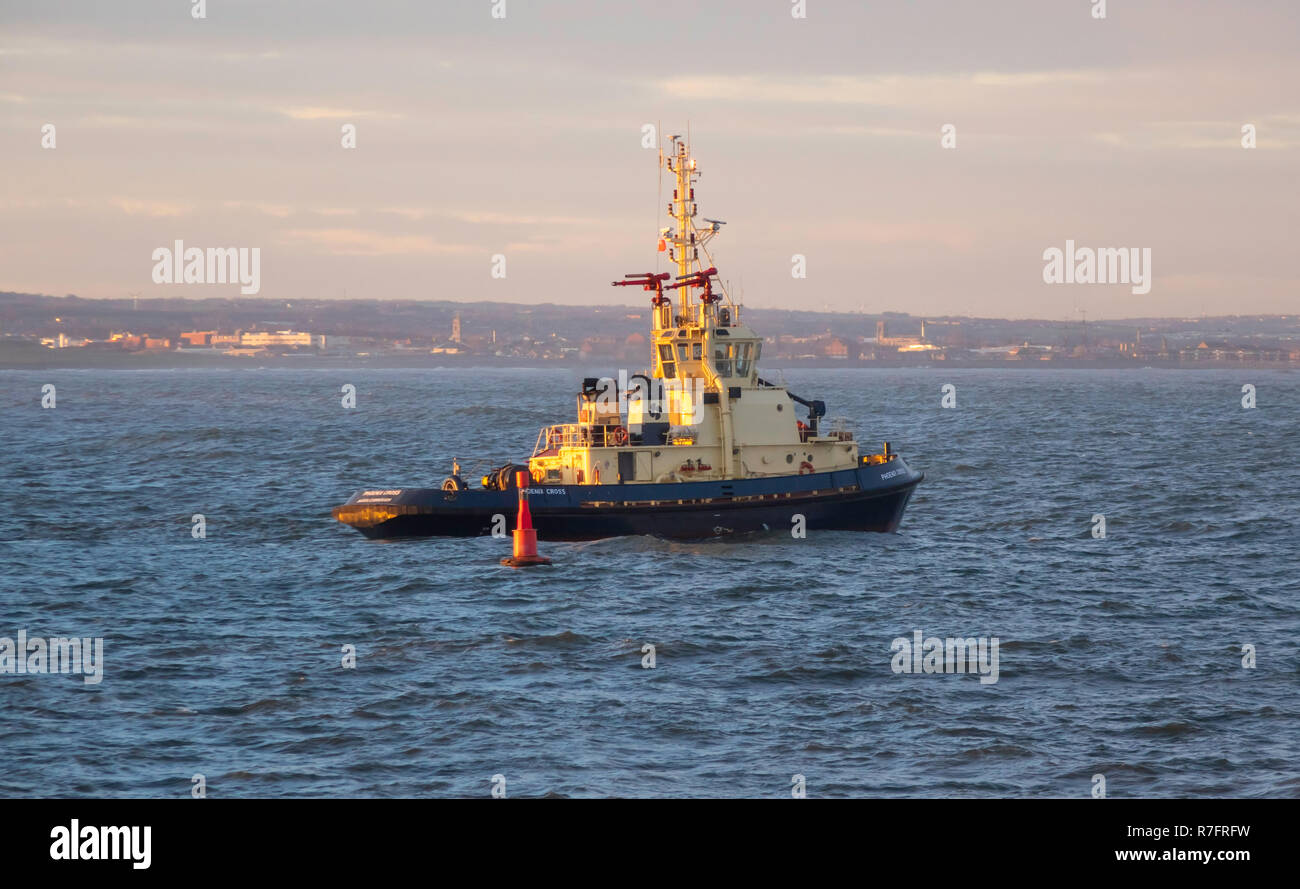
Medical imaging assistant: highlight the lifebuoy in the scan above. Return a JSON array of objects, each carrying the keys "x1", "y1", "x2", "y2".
[
  {"x1": 798, "y1": 461, "x2": 814, "y2": 475},
  {"x1": 610, "y1": 425, "x2": 628, "y2": 446}
]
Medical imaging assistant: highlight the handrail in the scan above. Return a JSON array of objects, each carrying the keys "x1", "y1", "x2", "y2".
[
  {"x1": 533, "y1": 424, "x2": 627, "y2": 454},
  {"x1": 827, "y1": 416, "x2": 855, "y2": 441}
]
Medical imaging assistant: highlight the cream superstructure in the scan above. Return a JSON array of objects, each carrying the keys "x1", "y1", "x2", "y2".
[{"x1": 529, "y1": 135, "x2": 883, "y2": 487}]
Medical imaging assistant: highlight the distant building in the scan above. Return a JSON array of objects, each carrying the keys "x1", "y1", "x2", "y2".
[
  {"x1": 240, "y1": 330, "x2": 323, "y2": 348},
  {"x1": 876, "y1": 319, "x2": 930, "y2": 348},
  {"x1": 622, "y1": 332, "x2": 648, "y2": 361},
  {"x1": 579, "y1": 335, "x2": 619, "y2": 358},
  {"x1": 179, "y1": 330, "x2": 217, "y2": 346}
]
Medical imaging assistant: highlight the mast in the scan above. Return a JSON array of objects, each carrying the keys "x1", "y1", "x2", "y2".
[
  {"x1": 616, "y1": 132, "x2": 743, "y2": 479},
  {"x1": 664, "y1": 134, "x2": 738, "y2": 479},
  {"x1": 665, "y1": 134, "x2": 698, "y2": 317}
]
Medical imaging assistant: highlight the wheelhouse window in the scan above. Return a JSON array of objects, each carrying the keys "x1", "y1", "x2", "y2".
[
  {"x1": 658, "y1": 343, "x2": 676, "y2": 378},
  {"x1": 735, "y1": 342, "x2": 754, "y2": 377},
  {"x1": 712, "y1": 344, "x2": 733, "y2": 377}
]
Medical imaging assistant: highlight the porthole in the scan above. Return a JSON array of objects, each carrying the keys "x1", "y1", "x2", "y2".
[
  {"x1": 776, "y1": 404, "x2": 783, "y2": 412},
  {"x1": 786, "y1": 454, "x2": 793, "y2": 464}
]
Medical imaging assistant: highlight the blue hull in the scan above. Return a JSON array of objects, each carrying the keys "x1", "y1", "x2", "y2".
[{"x1": 333, "y1": 459, "x2": 923, "y2": 541}]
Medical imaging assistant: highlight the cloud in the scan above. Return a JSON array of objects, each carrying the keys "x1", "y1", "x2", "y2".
[
  {"x1": 657, "y1": 70, "x2": 1106, "y2": 106},
  {"x1": 276, "y1": 106, "x2": 403, "y2": 120},
  {"x1": 452, "y1": 211, "x2": 604, "y2": 226},
  {"x1": 222, "y1": 201, "x2": 294, "y2": 218},
  {"x1": 114, "y1": 198, "x2": 191, "y2": 217},
  {"x1": 278, "y1": 228, "x2": 474, "y2": 256},
  {"x1": 1091, "y1": 119, "x2": 1300, "y2": 151},
  {"x1": 377, "y1": 209, "x2": 607, "y2": 226},
  {"x1": 377, "y1": 207, "x2": 434, "y2": 221}
]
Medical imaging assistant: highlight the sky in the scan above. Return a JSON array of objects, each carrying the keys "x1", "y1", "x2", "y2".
[{"x1": 1, "y1": 0, "x2": 1297, "y2": 319}]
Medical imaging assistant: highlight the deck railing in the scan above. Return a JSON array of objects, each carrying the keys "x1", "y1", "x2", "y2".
[
  {"x1": 827, "y1": 417, "x2": 855, "y2": 441},
  {"x1": 533, "y1": 423, "x2": 626, "y2": 454}
]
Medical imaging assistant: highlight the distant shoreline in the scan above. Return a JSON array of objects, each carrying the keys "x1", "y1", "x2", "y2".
[{"x1": 0, "y1": 350, "x2": 1292, "y2": 372}]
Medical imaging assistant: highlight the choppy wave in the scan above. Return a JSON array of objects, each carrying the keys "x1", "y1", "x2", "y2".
[{"x1": 0, "y1": 366, "x2": 1297, "y2": 798}]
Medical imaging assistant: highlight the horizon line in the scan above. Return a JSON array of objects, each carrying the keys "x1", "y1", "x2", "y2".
[{"x1": 1, "y1": 290, "x2": 1290, "y2": 327}]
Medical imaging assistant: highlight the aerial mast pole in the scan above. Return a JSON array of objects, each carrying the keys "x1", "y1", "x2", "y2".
[{"x1": 667, "y1": 134, "x2": 697, "y2": 320}]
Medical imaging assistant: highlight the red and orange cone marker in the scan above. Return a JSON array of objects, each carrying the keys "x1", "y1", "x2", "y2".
[{"x1": 501, "y1": 470, "x2": 552, "y2": 568}]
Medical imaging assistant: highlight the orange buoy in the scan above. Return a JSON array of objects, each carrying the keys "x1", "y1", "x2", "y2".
[{"x1": 501, "y1": 470, "x2": 552, "y2": 568}]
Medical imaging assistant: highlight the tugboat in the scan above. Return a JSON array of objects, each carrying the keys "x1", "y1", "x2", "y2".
[{"x1": 333, "y1": 134, "x2": 922, "y2": 541}]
